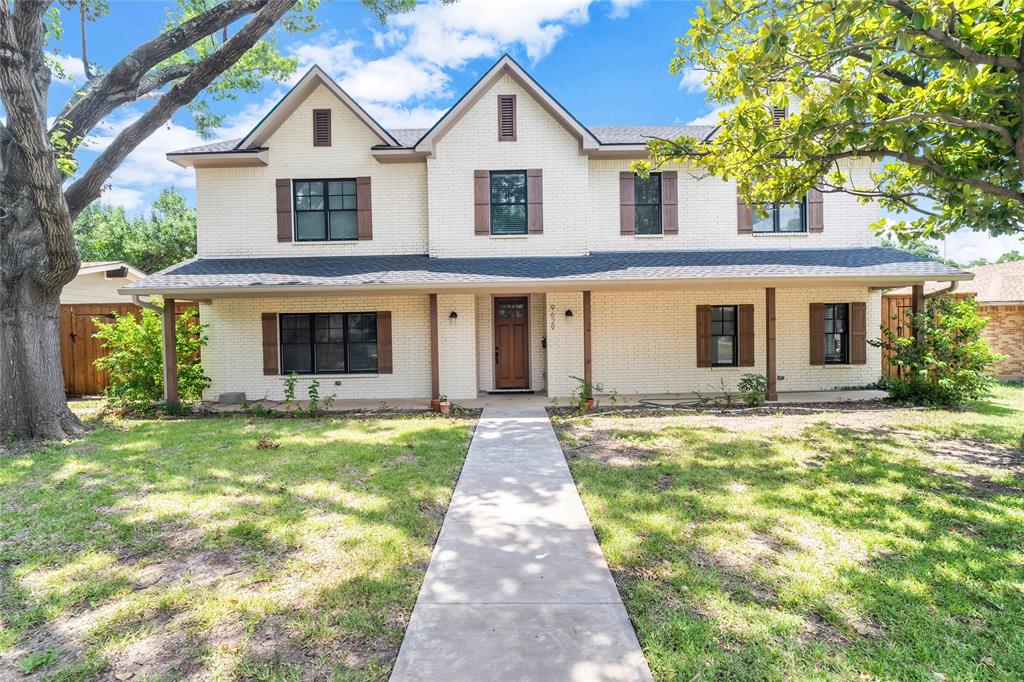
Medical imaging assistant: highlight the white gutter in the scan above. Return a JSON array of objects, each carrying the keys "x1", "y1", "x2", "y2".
[
  {"x1": 925, "y1": 280, "x2": 959, "y2": 298},
  {"x1": 131, "y1": 294, "x2": 163, "y2": 313}
]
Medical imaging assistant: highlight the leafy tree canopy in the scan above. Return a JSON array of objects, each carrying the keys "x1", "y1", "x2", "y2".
[
  {"x1": 643, "y1": 0, "x2": 1024, "y2": 245},
  {"x1": 74, "y1": 188, "x2": 196, "y2": 273}
]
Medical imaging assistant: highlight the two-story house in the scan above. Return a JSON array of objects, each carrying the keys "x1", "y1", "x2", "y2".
[{"x1": 124, "y1": 54, "x2": 968, "y2": 404}]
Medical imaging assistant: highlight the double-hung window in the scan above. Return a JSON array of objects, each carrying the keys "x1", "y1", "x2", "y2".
[
  {"x1": 711, "y1": 305, "x2": 738, "y2": 366},
  {"x1": 279, "y1": 313, "x2": 378, "y2": 374},
  {"x1": 489, "y1": 171, "x2": 527, "y2": 235},
  {"x1": 752, "y1": 197, "x2": 806, "y2": 233},
  {"x1": 294, "y1": 179, "x2": 357, "y2": 241},
  {"x1": 824, "y1": 304, "x2": 849, "y2": 364},
  {"x1": 634, "y1": 173, "x2": 662, "y2": 235}
]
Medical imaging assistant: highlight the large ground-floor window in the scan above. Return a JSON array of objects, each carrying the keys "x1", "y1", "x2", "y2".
[{"x1": 279, "y1": 313, "x2": 378, "y2": 374}]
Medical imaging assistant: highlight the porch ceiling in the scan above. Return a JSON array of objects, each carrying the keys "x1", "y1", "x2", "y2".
[{"x1": 121, "y1": 247, "x2": 970, "y2": 298}]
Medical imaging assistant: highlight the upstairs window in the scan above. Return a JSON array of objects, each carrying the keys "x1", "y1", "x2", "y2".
[
  {"x1": 752, "y1": 198, "x2": 806, "y2": 233},
  {"x1": 490, "y1": 171, "x2": 527, "y2": 235},
  {"x1": 634, "y1": 173, "x2": 662, "y2": 235},
  {"x1": 498, "y1": 94, "x2": 516, "y2": 141},
  {"x1": 279, "y1": 312, "x2": 378, "y2": 374},
  {"x1": 711, "y1": 305, "x2": 737, "y2": 366},
  {"x1": 824, "y1": 304, "x2": 849, "y2": 364},
  {"x1": 294, "y1": 179, "x2": 357, "y2": 241}
]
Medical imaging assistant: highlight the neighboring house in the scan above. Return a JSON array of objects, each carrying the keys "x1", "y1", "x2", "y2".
[
  {"x1": 886, "y1": 261, "x2": 1024, "y2": 381},
  {"x1": 124, "y1": 55, "x2": 968, "y2": 403},
  {"x1": 61, "y1": 261, "x2": 146, "y2": 395}
]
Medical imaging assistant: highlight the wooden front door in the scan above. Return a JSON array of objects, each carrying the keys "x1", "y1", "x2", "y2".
[{"x1": 494, "y1": 297, "x2": 530, "y2": 389}]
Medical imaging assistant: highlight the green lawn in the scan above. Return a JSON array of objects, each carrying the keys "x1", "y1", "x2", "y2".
[
  {"x1": 0, "y1": 408, "x2": 471, "y2": 681},
  {"x1": 555, "y1": 385, "x2": 1024, "y2": 681}
]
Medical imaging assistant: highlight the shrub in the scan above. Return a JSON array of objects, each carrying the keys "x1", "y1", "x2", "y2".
[
  {"x1": 737, "y1": 373, "x2": 767, "y2": 406},
  {"x1": 93, "y1": 305, "x2": 209, "y2": 409},
  {"x1": 872, "y1": 295, "x2": 1004, "y2": 406}
]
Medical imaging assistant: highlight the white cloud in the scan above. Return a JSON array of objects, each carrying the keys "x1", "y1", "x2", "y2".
[
  {"x1": 678, "y1": 68, "x2": 708, "y2": 94},
  {"x1": 100, "y1": 187, "x2": 144, "y2": 210},
  {"x1": 686, "y1": 106, "x2": 729, "y2": 125},
  {"x1": 930, "y1": 230, "x2": 1024, "y2": 264},
  {"x1": 47, "y1": 51, "x2": 87, "y2": 83},
  {"x1": 363, "y1": 102, "x2": 448, "y2": 129},
  {"x1": 340, "y1": 54, "x2": 450, "y2": 104},
  {"x1": 608, "y1": 0, "x2": 644, "y2": 20}
]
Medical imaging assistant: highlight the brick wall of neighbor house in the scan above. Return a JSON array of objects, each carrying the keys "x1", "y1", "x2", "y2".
[
  {"x1": 981, "y1": 304, "x2": 1024, "y2": 381},
  {"x1": 585, "y1": 159, "x2": 881, "y2": 252},
  {"x1": 583, "y1": 287, "x2": 882, "y2": 396},
  {"x1": 436, "y1": 293, "x2": 479, "y2": 399},
  {"x1": 199, "y1": 294, "x2": 439, "y2": 401},
  {"x1": 195, "y1": 85, "x2": 428, "y2": 258},
  {"x1": 427, "y1": 75, "x2": 591, "y2": 258},
  {"x1": 475, "y1": 293, "x2": 547, "y2": 393}
]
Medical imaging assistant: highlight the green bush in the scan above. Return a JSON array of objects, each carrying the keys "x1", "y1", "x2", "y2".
[
  {"x1": 93, "y1": 305, "x2": 209, "y2": 409},
  {"x1": 737, "y1": 373, "x2": 767, "y2": 406},
  {"x1": 873, "y1": 295, "x2": 1004, "y2": 406}
]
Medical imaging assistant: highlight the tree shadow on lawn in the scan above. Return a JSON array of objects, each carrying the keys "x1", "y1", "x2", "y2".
[
  {"x1": 0, "y1": 415, "x2": 470, "y2": 681},
  {"x1": 565, "y1": 417, "x2": 1024, "y2": 681}
]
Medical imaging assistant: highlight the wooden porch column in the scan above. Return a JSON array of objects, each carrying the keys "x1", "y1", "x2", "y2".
[
  {"x1": 582, "y1": 291, "x2": 592, "y2": 385},
  {"x1": 162, "y1": 298, "x2": 179, "y2": 407},
  {"x1": 765, "y1": 287, "x2": 778, "y2": 402},
  {"x1": 428, "y1": 294, "x2": 440, "y2": 398},
  {"x1": 911, "y1": 284, "x2": 925, "y2": 345}
]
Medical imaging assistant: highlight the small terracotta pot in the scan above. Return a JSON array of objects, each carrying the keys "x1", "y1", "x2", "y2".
[
  {"x1": 439, "y1": 402, "x2": 452, "y2": 416},
  {"x1": 431, "y1": 398, "x2": 442, "y2": 413},
  {"x1": 585, "y1": 398, "x2": 594, "y2": 411}
]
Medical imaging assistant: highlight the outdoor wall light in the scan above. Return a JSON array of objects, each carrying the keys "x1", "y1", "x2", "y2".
[
  {"x1": 564, "y1": 309, "x2": 574, "y2": 317},
  {"x1": 449, "y1": 311, "x2": 458, "y2": 320}
]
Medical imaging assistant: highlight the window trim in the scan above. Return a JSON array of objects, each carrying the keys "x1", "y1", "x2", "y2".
[
  {"x1": 293, "y1": 178, "x2": 358, "y2": 242},
  {"x1": 489, "y1": 170, "x2": 528, "y2": 236},
  {"x1": 634, "y1": 172, "x2": 662, "y2": 235},
  {"x1": 278, "y1": 312, "x2": 378, "y2": 375},
  {"x1": 711, "y1": 304, "x2": 738, "y2": 367},
  {"x1": 752, "y1": 197, "x2": 807, "y2": 233},
  {"x1": 824, "y1": 303, "x2": 849, "y2": 365}
]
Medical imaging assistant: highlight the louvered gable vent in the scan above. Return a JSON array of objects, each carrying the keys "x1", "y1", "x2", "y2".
[
  {"x1": 313, "y1": 109, "x2": 331, "y2": 146},
  {"x1": 770, "y1": 104, "x2": 787, "y2": 124},
  {"x1": 498, "y1": 94, "x2": 516, "y2": 141}
]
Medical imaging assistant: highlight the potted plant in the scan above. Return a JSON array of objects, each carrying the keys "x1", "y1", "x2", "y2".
[
  {"x1": 430, "y1": 397, "x2": 442, "y2": 413},
  {"x1": 438, "y1": 395, "x2": 451, "y2": 416},
  {"x1": 568, "y1": 375, "x2": 602, "y2": 412}
]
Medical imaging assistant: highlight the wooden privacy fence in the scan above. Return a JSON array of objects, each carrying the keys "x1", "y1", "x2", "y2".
[
  {"x1": 61, "y1": 302, "x2": 198, "y2": 396},
  {"x1": 880, "y1": 295, "x2": 915, "y2": 378}
]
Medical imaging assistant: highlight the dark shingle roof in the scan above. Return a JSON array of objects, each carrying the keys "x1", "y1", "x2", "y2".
[
  {"x1": 388, "y1": 128, "x2": 429, "y2": 146},
  {"x1": 589, "y1": 125, "x2": 716, "y2": 144},
  {"x1": 124, "y1": 248, "x2": 968, "y2": 294}
]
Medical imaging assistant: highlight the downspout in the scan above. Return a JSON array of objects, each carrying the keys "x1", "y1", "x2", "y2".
[
  {"x1": 925, "y1": 281, "x2": 958, "y2": 298},
  {"x1": 132, "y1": 294, "x2": 163, "y2": 313}
]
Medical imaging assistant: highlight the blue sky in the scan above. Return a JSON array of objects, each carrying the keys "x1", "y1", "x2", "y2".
[{"x1": 39, "y1": 0, "x2": 1023, "y2": 263}]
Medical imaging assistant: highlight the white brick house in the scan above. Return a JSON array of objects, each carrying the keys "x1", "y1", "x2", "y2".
[{"x1": 125, "y1": 55, "x2": 968, "y2": 403}]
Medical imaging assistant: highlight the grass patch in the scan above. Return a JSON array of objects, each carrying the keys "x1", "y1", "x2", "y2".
[
  {"x1": 1, "y1": 408, "x2": 471, "y2": 680},
  {"x1": 556, "y1": 384, "x2": 1024, "y2": 681}
]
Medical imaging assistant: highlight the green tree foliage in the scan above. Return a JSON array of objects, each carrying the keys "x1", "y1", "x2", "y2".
[
  {"x1": 996, "y1": 249, "x2": 1024, "y2": 263},
  {"x1": 874, "y1": 296, "x2": 1005, "y2": 406},
  {"x1": 93, "y1": 305, "x2": 208, "y2": 409},
  {"x1": 644, "y1": 0, "x2": 1024, "y2": 244},
  {"x1": 74, "y1": 188, "x2": 197, "y2": 273}
]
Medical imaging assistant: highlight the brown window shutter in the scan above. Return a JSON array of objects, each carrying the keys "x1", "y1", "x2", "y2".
[
  {"x1": 737, "y1": 194, "x2": 753, "y2": 234},
  {"x1": 376, "y1": 311, "x2": 393, "y2": 374},
  {"x1": 474, "y1": 170, "x2": 490, "y2": 235},
  {"x1": 738, "y1": 304, "x2": 755, "y2": 366},
  {"x1": 809, "y1": 303, "x2": 825, "y2": 365},
  {"x1": 696, "y1": 305, "x2": 712, "y2": 368},
  {"x1": 850, "y1": 302, "x2": 867, "y2": 365},
  {"x1": 276, "y1": 179, "x2": 292, "y2": 242},
  {"x1": 807, "y1": 188, "x2": 824, "y2": 232},
  {"x1": 527, "y1": 169, "x2": 543, "y2": 234},
  {"x1": 313, "y1": 109, "x2": 331, "y2": 146},
  {"x1": 356, "y1": 177, "x2": 372, "y2": 240},
  {"x1": 498, "y1": 94, "x2": 516, "y2": 141},
  {"x1": 661, "y1": 170, "x2": 678, "y2": 235},
  {"x1": 619, "y1": 172, "x2": 635, "y2": 235},
  {"x1": 261, "y1": 313, "x2": 279, "y2": 375}
]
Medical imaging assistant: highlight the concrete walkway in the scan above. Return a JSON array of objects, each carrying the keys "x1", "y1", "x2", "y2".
[{"x1": 391, "y1": 406, "x2": 653, "y2": 682}]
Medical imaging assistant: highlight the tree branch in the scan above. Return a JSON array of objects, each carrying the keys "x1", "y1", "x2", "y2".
[
  {"x1": 51, "y1": 0, "x2": 270, "y2": 148},
  {"x1": 886, "y1": 0, "x2": 1022, "y2": 71},
  {"x1": 63, "y1": 0, "x2": 295, "y2": 218},
  {"x1": 0, "y1": 1, "x2": 78, "y2": 290}
]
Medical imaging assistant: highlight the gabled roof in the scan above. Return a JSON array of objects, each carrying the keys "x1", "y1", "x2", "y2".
[
  {"x1": 79, "y1": 261, "x2": 146, "y2": 279},
  {"x1": 412, "y1": 54, "x2": 599, "y2": 155},
  {"x1": 889, "y1": 260, "x2": 1022, "y2": 304}
]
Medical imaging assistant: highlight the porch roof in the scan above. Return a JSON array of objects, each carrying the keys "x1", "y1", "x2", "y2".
[{"x1": 121, "y1": 247, "x2": 970, "y2": 297}]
